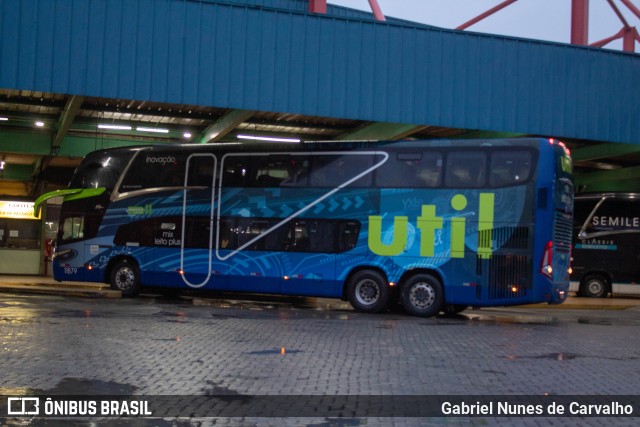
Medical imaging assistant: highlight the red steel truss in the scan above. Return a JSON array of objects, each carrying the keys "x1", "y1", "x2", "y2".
[
  {"x1": 456, "y1": 0, "x2": 639, "y2": 52},
  {"x1": 309, "y1": 1, "x2": 638, "y2": 52},
  {"x1": 309, "y1": 0, "x2": 385, "y2": 21}
]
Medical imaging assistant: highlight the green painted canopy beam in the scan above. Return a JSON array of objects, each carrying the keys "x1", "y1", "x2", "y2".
[
  {"x1": 456, "y1": 130, "x2": 524, "y2": 139},
  {"x1": 31, "y1": 157, "x2": 43, "y2": 179},
  {"x1": 574, "y1": 165, "x2": 640, "y2": 187},
  {"x1": 0, "y1": 163, "x2": 32, "y2": 181},
  {"x1": 0, "y1": 130, "x2": 51, "y2": 154},
  {"x1": 577, "y1": 178, "x2": 640, "y2": 193},
  {"x1": 197, "y1": 109, "x2": 256, "y2": 143},
  {"x1": 53, "y1": 96, "x2": 85, "y2": 150},
  {"x1": 572, "y1": 142, "x2": 640, "y2": 162},
  {"x1": 337, "y1": 122, "x2": 425, "y2": 141}
]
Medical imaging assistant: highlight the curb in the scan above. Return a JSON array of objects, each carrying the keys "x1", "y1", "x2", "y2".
[{"x1": 0, "y1": 283, "x2": 121, "y2": 298}]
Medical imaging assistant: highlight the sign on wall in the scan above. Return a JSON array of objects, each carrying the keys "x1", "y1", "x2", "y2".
[{"x1": 0, "y1": 201, "x2": 40, "y2": 220}]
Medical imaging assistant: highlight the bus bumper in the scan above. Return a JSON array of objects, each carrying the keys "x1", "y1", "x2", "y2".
[{"x1": 548, "y1": 282, "x2": 569, "y2": 304}]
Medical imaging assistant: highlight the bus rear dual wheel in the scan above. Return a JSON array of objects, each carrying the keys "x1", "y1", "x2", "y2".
[
  {"x1": 346, "y1": 271, "x2": 444, "y2": 318},
  {"x1": 400, "y1": 274, "x2": 444, "y2": 318}
]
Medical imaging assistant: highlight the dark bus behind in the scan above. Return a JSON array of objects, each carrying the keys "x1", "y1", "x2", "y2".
[{"x1": 571, "y1": 193, "x2": 640, "y2": 297}]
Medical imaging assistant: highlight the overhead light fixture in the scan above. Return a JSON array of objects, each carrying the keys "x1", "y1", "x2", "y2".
[
  {"x1": 98, "y1": 124, "x2": 132, "y2": 131},
  {"x1": 35, "y1": 121, "x2": 45, "y2": 127},
  {"x1": 137, "y1": 127, "x2": 169, "y2": 134},
  {"x1": 183, "y1": 132, "x2": 192, "y2": 139},
  {"x1": 0, "y1": 117, "x2": 8, "y2": 121},
  {"x1": 237, "y1": 134, "x2": 300, "y2": 143}
]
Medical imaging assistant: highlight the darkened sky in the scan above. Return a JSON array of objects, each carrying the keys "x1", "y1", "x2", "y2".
[{"x1": 330, "y1": 0, "x2": 639, "y2": 51}]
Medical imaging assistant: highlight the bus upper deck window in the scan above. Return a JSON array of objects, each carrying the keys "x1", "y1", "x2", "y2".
[
  {"x1": 490, "y1": 151, "x2": 532, "y2": 187},
  {"x1": 375, "y1": 151, "x2": 442, "y2": 188},
  {"x1": 309, "y1": 155, "x2": 373, "y2": 187},
  {"x1": 445, "y1": 152, "x2": 486, "y2": 188}
]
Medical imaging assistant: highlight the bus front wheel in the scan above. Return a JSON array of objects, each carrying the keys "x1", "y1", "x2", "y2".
[
  {"x1": 110, "y1": 259, "x2": 140, "y2": 297},
  {"x1": 346, "y1": 270, "x2": 390, "y2": 314},
  {"x1": 580, "y1": 274, "x2": 609, "y2": 298},
  {"x1": 401, "y1": 274, "x2": 443, "y2": 318}
]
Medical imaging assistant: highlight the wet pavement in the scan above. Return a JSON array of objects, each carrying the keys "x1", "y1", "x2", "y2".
[{"x1": 0, "y1": 285, "x2": 639, "y2": 426}]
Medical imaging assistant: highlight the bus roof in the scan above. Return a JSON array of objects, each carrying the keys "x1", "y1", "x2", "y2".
[{"x1": 87, "y1": 137, "x2": 549, "y2": 158}]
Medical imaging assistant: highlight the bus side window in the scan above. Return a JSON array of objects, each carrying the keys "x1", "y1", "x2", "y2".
[
  {"x1": 290, "y1": 221, "x2": 311, "y2": 252},
  {"x1": 184, "y1": 217, "x2": 213, "y2": 249},
  {"x1": 490, "y1": 151, "x2": 532, "y2": 187},
  {"x1": 187, "y1": 157, "x2": 215, "y2": 188},
  {"x1": 114, "y1": 217, "x2": 157, "y2": 246},
  {"x1": 234, "y1": 219, "x2": 268, "y2": 250},
  {"x1": 584, "y1": 198, "x2": 640, "y2": 236},
  {"x1": 338, "y1": 221, "x2": 361, "y2": 252},
  {"x1": 218, "y1": 218, "x2": 235, "y2": 249},
  {"x1": 250, "y1": 156, "x2": 296, "y2": 187},
  {"x1": 61, "y1": 216, "x2": 84, "y2": 241},
  {"x1": 445, "y1": 152, "x2": 486, "y2": 188},
  {"x1": 264, "y1": 223, "x2": 290, "y2": 251},
  {"x1": 375, "y1": 151, "x2": 442, "y2": 188},
  {"x1": 281, "y1": 158, "x2": 309, "y2": 187},
  {"x1": 307, "y1": 221, "x2": 336, "y2": 253},
  {"x1": 60, "y1": 213, "x2": 102, "y2": 243},
  {"x1": 573, "y1": 199, "x2": 599, "y2": 236},
  {"x1": 222, "y1": 160, "x2": 250, "y2": 187},
  {"x1": 309, "y1": 155, "x2": 373, "y2": 187}
]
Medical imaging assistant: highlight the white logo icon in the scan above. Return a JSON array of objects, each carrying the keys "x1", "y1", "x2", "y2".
[{"x1": 7, "y1": 397, "x2": 40, "y2": 415}]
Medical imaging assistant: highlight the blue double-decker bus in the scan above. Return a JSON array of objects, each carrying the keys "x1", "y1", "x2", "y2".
[{"x1": 36, "y1": 138, "x2": 573, "y2": 317}]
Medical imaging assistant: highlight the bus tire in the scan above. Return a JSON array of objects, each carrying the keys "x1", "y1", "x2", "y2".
[
  {"x1": 401, "y1": 274, "x2": 443, "y2": 318},
  {"x1": 346, "y1": 270, "x2": 390, "y2": 314},
  {"x1": 110, "y1": 259, "x2": 140, "y2": 297},
  {"x1": 580, "y1": 274, "x2": 608, "y2": 298}
]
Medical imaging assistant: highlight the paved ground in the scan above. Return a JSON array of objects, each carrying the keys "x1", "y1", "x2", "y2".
[{"x1": 0, "y1": 280, "x2": 639, "y2": 426}]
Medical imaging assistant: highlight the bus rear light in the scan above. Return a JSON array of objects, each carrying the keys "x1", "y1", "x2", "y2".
[
  {"x1": 548, "y1": 138, "x2": 570, "y2": 155},
  {"x1": 541, "y1": 241, "x2": 554, "y2": 279},
  {"x1": 568, "y1": 267, "x2": 573, "y2": 275},
  {"x1": 511, "y1": 285, "x2": 518, "y2": 293}
]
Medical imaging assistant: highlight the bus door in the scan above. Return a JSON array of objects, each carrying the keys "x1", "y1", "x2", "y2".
[
  {"x1": 180, "y1": 154, "x2": 226, "y2": 289},
  {"x1": 55, "y1": 195, "x2": 109, "y2": 283}
]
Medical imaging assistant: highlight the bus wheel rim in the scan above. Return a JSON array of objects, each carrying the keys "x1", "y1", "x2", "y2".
[
  {"x1": 116, "y1": 267, "x2": 135, "y2": 290},
  {"x1": 409, "y1": 282, "x2": 435, "y2": 309},
  {"x1": 587, "y1": 280, "x2": 602, "y2": 295},
  {"x1": 355, "y1": 279, "x2": 379, "y2": 306}
]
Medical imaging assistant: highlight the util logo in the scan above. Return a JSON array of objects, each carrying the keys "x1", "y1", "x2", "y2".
[{"x1": 368, "y1": 193, "x2": 495, "y2": 259}]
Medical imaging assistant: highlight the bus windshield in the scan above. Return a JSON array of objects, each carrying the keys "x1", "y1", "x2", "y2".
[{"x1": 69, "y1": 151, "x2": 130, "y2": 190}]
